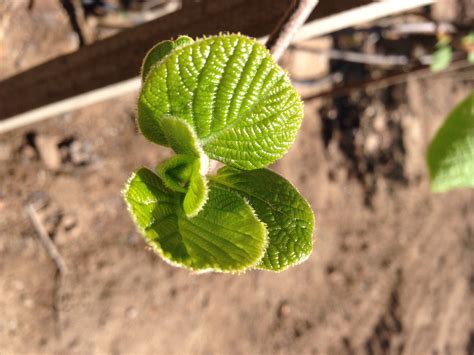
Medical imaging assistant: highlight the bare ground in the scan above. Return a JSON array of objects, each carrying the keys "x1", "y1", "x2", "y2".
[{"x1": 1, "y1": 1, "x2": 473, "y2": 354}]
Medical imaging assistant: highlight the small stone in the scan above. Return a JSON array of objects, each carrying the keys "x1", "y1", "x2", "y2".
[
  {"x1": 21, "y1": 144, "x2": 37, "y2": 161},
  {"x1": 373, "y1": 115, "x2": 386, "y2": 132},
  {"x1": 0, "y1": 142, "x2": 12, "y2": 161},
  {"x1": 125, "y1": 307, "x2": 139, "y2": 319},
  {"x1": 277, "y1": 301, "x2": 290, "y2": 318},
  {"x1": 23, "y1": 298, "x2": 34, "y2": 309},
  {"x1": 62, "y1": 214, "x2": 77, "y2": 231},
  {"x1": 8, "y1": 319, "x2": 18, "y2": 331},
  {"x1": 69, "y1": 140, "x2": 92, "y2": 165},
  {"x1": 364, "y1": 133, "x2": 379, "y2": 155},
  {"x1": 35, "y1": 135, "x2": 61, "y2": 171}
]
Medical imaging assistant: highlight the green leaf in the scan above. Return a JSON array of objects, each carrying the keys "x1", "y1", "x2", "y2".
[
  {"x1": 430, "y1": 44, "x2": 453, "y2": 72},
  {"x1": 141, "y1": 36, "x2": 194, "y2": 81},
  {"x1": 468, "y1": 52, "x2": 474, "y2": 64},
  {"x1": 427, "y1": 91, "x2": 474, "y2": 192},
  {"x1": 156, "y1": 154, "x2": 195, "y2": 193},
  {"x1": 156, "y1": 155, "x2": 209, "y2": 217},
  {"x1": 157, "y1": 115, "x2": 210, "y2": 215},
  {"x1": 211, "y1": 167, "x2": 314, "y2": 271},
  {"x1": 124, "y1": 168, "x2": 267, "y2": 272},
  {"x1": 183, "y1": 159, "x2": 209, "y2": 217},
  {"x1": 462, "y1": 32, "x2": 474, "y2": 64},
  {"x1": 160, "y1": 115, "x2": 204, "y2": 157},
  {"x1": 138, "y1": 34, "x2": 304, "y2": 170}
]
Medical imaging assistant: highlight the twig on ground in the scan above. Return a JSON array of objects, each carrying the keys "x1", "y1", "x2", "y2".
[
  {"x1": 27, "y1": 204, "x2": 67, "y2": 275},
  {"x1": 292, "y1": 71, "x2": 343, "y2": 88},
  {"x1": 27, "y1": 203, "x2": 67, "y2": 337},
  {"x1": 266, "y1": 0, "x2": 319, "y2": 62},
  {"x1": 60, "y1": 0, "x2": 86, "y2": 47},
  {"x1": 291, "y1": 45, "x2": 410, "y2": 66},
  {"x1": 303, "y1": 59, "x2": 472, "y2": 101}
]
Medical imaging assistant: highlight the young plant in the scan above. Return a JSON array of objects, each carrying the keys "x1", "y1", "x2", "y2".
[
  {"x1": 430, "y1": 31, "x2": 474, "y2": 72},
  {"x1": 124, "y1": 34, "x2": 315, "y2": 273}
]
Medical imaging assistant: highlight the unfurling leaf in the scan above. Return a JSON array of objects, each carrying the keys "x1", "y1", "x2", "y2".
[
  {"x1": 212, "y1": 167, "x2": 314, "y2": 271},
  {"x1": 427, "y1": 91, "x2": 474, "y2": 192},
  {"x1": 183, "y1": 159, "x2": 209, "y2": 217},
  {"x1": 124, "y1": 168, "x2": 267, "y2": 272},
  {"x1": 156, "y1": 155, "x2": 208, "y2": 217},
  {"x1": 138, "y1": 34, "x2": 304, "y2": 170}
]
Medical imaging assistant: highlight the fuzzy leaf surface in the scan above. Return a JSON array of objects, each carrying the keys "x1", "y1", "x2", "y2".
[
  {"x1": 156, "y1": 154, "x2": 196, "y2": 193},
  {"x1": 183, "y1": 160, "x2": 209, "y2": 217},
  {"x1": 141, "y1": 36, "x2": 194, "y2": 81},
  {"x1": 138, "y1": 34, "x2": 304, "y2": 170},
  {"x1": 212, "y1": 167, "x2": 314, "y2": 271},
  {"x1": 124, "y1": 168, "x2": 267, "y2": 272},
  {"x1": 160, "y1": 115, "x2": 203, "y2": 157},
  {"x1": 427, "y1": 91, "x2": 474, "y2": 192}
]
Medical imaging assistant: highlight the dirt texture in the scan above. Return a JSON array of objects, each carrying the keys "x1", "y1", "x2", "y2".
[{"x1": 1, "y1": 1, "x2": 474, "y2": 354}]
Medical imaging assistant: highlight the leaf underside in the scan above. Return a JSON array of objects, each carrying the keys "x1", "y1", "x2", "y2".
[
  {"x1": 427, "y1": 91, "x2": 474, "y2": 192},
  {"x1": 138, "y1": 34, "x2": 304, "y2": 170},
  {"x1": 124, "y1": 168, "x2": 267, "y2": 273},
  {"x1": 212, "y1": 167, "x2": 314, "y2": 271}
]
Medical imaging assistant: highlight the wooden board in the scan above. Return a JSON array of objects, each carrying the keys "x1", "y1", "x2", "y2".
[{"x1": 0, "y1": 0, "x2": 372, "y2": 121}]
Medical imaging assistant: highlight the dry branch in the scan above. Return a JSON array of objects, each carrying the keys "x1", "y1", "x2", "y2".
[
  {"x1": 27, "y1": 204, "x2": 67, "y2": 275},
  {"x1": 266, "y1": 0, "x2": 319, "y2": 62}
]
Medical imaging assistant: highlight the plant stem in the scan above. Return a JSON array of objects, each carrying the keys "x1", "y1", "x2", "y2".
[
  {"x1": 27, "y1": 204, "x2": 67, "y2": 274},
  {"x1": 266, "y1": 0, "x2": 319, "y2": 62}
]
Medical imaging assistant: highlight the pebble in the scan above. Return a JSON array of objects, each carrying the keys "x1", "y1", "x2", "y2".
[
  {"x1": 0, "y1": 142, "x2": 12, "y2": 161},
  {"x1": 69, "y1": 140, "x2": 92, "y2": 165},
  {"x1": 62, "y1": 214, "x2": 77, "y2": 231},
  {"x1": 125, "y1": 306, "x2": 139, "y2": 319},
  {"x1": 35, "y1": 135, "x2": 61, "y2": 171},
  {"x1": 277, "y1": 301, "x2": 290, "y2": 318}
]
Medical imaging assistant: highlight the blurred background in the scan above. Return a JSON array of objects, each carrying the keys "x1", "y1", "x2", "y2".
[{"x1": 0, "y1": 0, "x2": 473, "y2": 354}]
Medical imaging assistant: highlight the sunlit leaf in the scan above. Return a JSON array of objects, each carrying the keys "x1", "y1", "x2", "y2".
[
  {"x1": 462, "y1": 32, "x2": 474, "y2": 64},
  {"x1": 138, "y1": 34, "x2": 304, "y2": 170},
  {"x1": 427, "y1": 91, "x2": 474, "y2": 192},
  {"x1": 430, "y1": 43, "x2": 452, "y2": 72},
  {"x1": 141, "y1": 36, "x2": 194, "y2": 81},
  {"x1": 212, "y1": 167, "x2": 314, "y2": 271},
  {"x1": 124, "y1": 168, "x2": 267, "y2": 272}
]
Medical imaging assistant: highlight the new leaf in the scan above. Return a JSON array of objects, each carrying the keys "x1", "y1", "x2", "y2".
[
  {"x1": 124, "y1": 168, "x2": 267, "y2": 272},
  {"x1": 212, "y1": 167, "x2": 314, "y2": 271}
]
